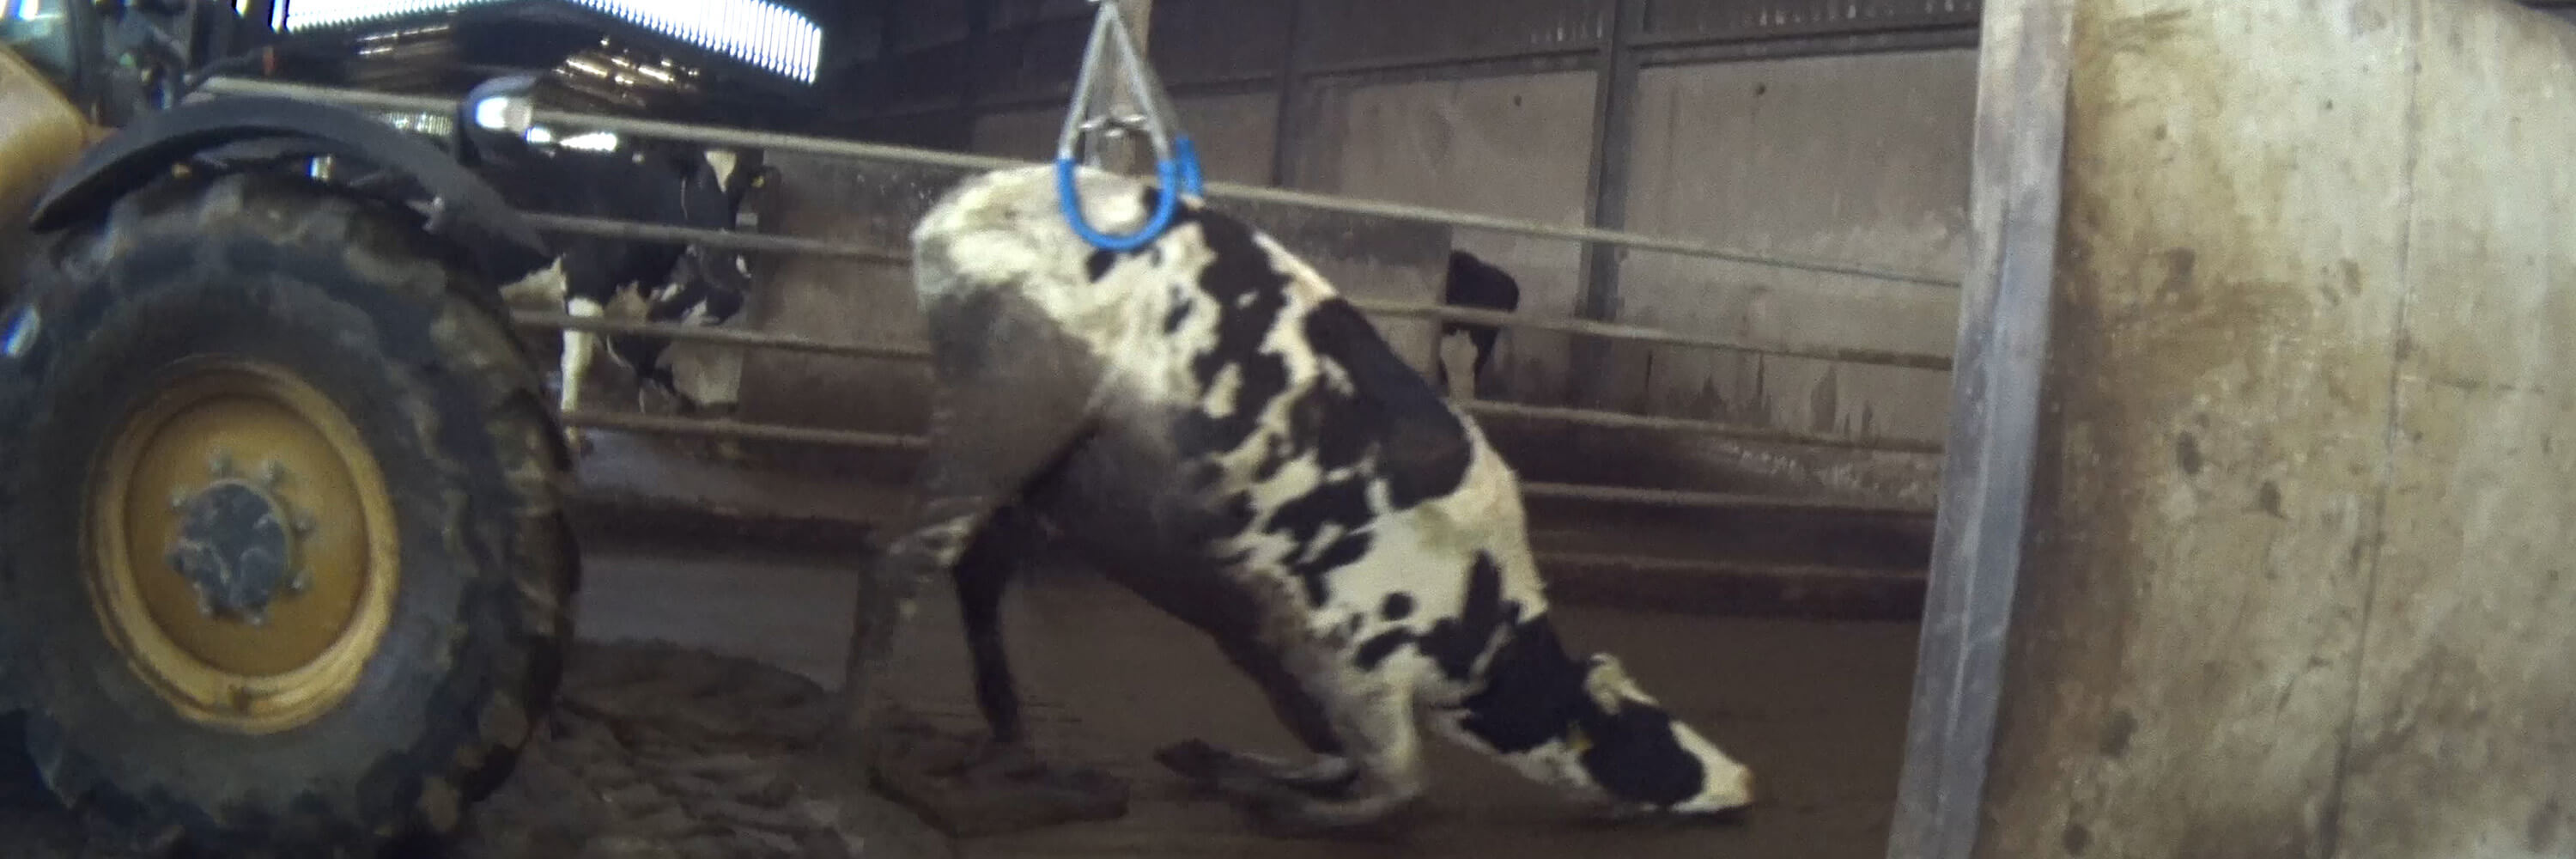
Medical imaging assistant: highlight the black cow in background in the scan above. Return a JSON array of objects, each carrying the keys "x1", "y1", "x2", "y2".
[
  {"x1": 454, "y1": 76, "x2": 769, "y2": 454},
  {"x1": 1435, "y1": 250, "x2": 1522, "y2": 400}
]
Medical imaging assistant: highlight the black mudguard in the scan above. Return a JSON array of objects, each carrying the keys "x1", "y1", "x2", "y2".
[{"x1": 27, "y1": 94, "x2": 552, "y2": 284}]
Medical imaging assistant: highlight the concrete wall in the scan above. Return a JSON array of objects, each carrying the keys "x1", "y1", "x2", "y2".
[
  {"x1": 1611, "y1": 51, "x2": 1973, "y2": 446},
  {"x1": 1286, "y1": 70, "x2": 1601, "y2": 404},
  {"x1": 1974, "y1": 2, "x2": 2576, "y2": 856}
]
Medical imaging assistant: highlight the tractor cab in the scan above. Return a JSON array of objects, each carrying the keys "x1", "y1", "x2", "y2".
[{"x1": 0, "y1": 0, "x2": 102, "y2": 295}]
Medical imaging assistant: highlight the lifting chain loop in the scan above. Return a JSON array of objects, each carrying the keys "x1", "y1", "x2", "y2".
[{"x1": 1054, "y1": 0, "x2": 1204, "y2": 252}]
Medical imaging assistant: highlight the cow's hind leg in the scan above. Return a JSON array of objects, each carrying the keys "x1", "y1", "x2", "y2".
[
  {"x1": 952, "y1": 503, "x2": 1043, "y2": 758},
  {"x1": 844, "y1": 245, "x2": 1120, "y2": 721}
]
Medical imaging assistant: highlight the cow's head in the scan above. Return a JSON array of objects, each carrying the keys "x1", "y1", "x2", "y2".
[
  {"x1": 696, "y1": 147, "x2": 771, "y2": 214},
  {"x1": 1548, "y1": 652, "x2": 1757, "y2": 818}
]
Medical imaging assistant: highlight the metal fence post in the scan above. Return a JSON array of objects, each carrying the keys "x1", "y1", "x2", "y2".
[{"x1": 1575, "y1": 0, "x2": 1645, "y2": 410}]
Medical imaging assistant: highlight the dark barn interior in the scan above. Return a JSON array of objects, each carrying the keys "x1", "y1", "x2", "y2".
[{"x1": 9, "y1": 1, "x2": 1971, "y2": 856}]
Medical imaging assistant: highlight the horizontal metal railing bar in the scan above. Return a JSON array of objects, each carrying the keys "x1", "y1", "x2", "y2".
[
  {"x1": 1346, "y1": 299, "x2": 1953, "y2": 372},
  {"x1": 566, "y1": 408, "x2": 1929, "y2": 515},
  {"x1": 513, "y1": 312, "x2": 933, "y2": 362},
  {"x1": 1519, "y1": 481, "x2": 1934, "y2": 516},
  {"x1": 500, "y1": 216, "x2": 1955, "y2": 372},
  {"x1": 523, "y1": 213, "x2": 910, "y2": 265},
  {"x1": 561, "y1": 411, "x2": 932, "y2": 451},
  {"x1": 1457, "y1": 400, "x2": 1941, "y2": 454},
  {"x1": 513, "y1": 313, "x2": 1931, "y2": 454},
  {"x1": 197, "y1": 76, "x2": 1961, "y2": 289}
]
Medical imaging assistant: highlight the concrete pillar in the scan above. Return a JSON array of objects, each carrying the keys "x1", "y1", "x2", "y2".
[{"x1": 1909, "y1": 1, "x2": 2576, "y2": 857}]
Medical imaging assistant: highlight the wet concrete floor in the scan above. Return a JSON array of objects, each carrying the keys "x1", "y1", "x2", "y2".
[
  {"x1": 1, "y1": 535, "x2": 1920, "y2": 858},
  {"x1": 576, "y1": 540, "x2": 1923, "y2": 859}
]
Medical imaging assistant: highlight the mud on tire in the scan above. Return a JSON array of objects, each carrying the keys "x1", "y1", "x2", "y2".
[{"x1": 0, "y1": 169, "x2": 580, "y2": 855}]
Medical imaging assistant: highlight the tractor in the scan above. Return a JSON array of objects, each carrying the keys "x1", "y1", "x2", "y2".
[{"x1": 1, "y1": 1, "x2": 583, "y2": 853}]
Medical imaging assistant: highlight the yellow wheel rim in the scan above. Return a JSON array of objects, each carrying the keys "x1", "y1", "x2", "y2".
[{"x1": 85, "y1": 357, "x2": 401, "y2": 734}]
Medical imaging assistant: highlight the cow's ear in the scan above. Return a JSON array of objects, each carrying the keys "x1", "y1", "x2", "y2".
[{"x1": 1583, "y1": 653, "x2": 1637, "y2": 713}]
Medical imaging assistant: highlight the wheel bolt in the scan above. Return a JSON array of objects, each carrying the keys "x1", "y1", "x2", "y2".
[
  {"x1": 289, "y1": 568, "x2": 313, "y2": 594},
  {"x1": 260, "y1": 460, "x2": 287, "y2": 489},
  {"x1": 208, "y1": 449, "x2": 234, "y2": 477},
  {"x1": 292, "y1": 510, "x2": 318, "y2": 536},
  {"x1": 168, "y1": 489, "x2": 190, "y2": 510}
]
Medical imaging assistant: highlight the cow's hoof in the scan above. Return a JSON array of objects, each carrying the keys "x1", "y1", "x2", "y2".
[
  {"x1": 1151, "y1": 739, "x2": 1232, "y2": 792},
  {"x1": 1154, "y1": 740, "x2": 1356, "y2": 803}
]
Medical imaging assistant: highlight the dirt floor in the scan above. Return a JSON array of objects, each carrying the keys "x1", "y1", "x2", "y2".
[{"x1": 0, "y1": 535, "x2": 1920, "y2": 858}]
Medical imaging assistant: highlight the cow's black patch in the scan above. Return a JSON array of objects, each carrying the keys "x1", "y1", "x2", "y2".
[
  {"x1": 1298, "y1": 301, "x2": 1473, "y2": 508},
  {"x1": 1263, "y1": 477, "x2": 1371, "y2": 548},
  {"x1": 1382, "y1": 593, "x2": 1415, "y2": 620},
  {"x1": 1577, "y1": 700, "x2": 1706, "y2": 808},
  {"x1": 1252, "y1": 434, "x2": 1292, "y2": 482},
  {"x1": 1162, "y1": 293, "x2": 1194, "y2": 333},
  {"x1": 1354, "y1": 629, "x2": 1412, "y2": 672},
  {"x1": 1453, "y1": 619, "x2": 1586, "y2": 754},
  {"x1": 1182, "y1": 460, "x2": 1226, "y2": 493},
  {"x1": 1418, "y1": 553, "x2": 1516, "y2": 681},
  {"x1": 1170, "y1": 204, "x2": 1292, "y2": 455},
  {"x1": 1286, "y1": 530, "x2": 1373, "y2": 606},
  {"x1": 1264, "y1": 475, "x2": 1377, "y2": 605},
  {"x1": 1290, "y1": 367, "x2": 1375, "y2": 472},
  {"x1": 1215, "y1": 491, "x2": 1259, "y2": 537},
  {"x1": 1085, "y1": 249, "x2": 1118, "y2": 281}
]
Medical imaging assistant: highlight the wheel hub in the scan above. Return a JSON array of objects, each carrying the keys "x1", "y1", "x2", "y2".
[
  {"x1": 86, "y1": 358, "x2": 401, "y2": 734},
  {"x1": 164, "y1": 459, "x2": 315, "y2": 627}
]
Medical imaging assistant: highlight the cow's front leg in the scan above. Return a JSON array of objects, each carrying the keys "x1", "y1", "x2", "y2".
[
  {"x1": 670, "y1": 343, "x2": 750, "y2": 462},
  {"x1": 558, "y1": 297, "x2": 605, "y2": 455},
  {"x1": 1437, "y1": 329, "x2": 1480, "y2": 401},
  {"x1": 1228, "y1": 673, "x2": 1431, "y2": 839},
  {"x1": 1155, "y1": 631, "x2": 1358, "y2": 801}
]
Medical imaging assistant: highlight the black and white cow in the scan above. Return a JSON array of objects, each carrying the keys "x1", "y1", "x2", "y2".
[
  {"x1": 456, "y1": 94, "x2": 768, "y2": 454},
  {"x1": 847, "y1": 165, "x2": 1756, "y2": 837},
  {"x1": 1435, "y1": 250, "x2": 1522, "y2": 400}
]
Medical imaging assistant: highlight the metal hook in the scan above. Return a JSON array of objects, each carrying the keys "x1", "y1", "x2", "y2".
[{"x1": 1054, "y1": 0, "x2": 1205, "y2": 252}]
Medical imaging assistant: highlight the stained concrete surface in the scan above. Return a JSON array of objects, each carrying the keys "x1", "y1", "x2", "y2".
[
  {"x1": 574, "y1": 541, "x2": 1921, "y2": 859},
  {"x1": 0, "y1": 530, "x2": 1916, "y2": 857},
  {"x1": 1973, "y1": 2, "x2": 2576, "y2": 857}
]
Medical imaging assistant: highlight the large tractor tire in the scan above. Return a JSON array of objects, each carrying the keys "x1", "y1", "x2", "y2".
[{"x1": 0, "y1": 169, "x2": 580, "y2": 855}]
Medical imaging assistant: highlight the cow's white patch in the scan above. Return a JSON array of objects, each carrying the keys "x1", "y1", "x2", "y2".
[
  {"x1": 499, "y1": 259, "x2": 569, "y2": 311},
  {"x1": 703, "y1": 148, "x2": 741, "y2": 195},
  {"x1": 1437, "y1": 331, "x2": 1479, "y2": 401}
]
